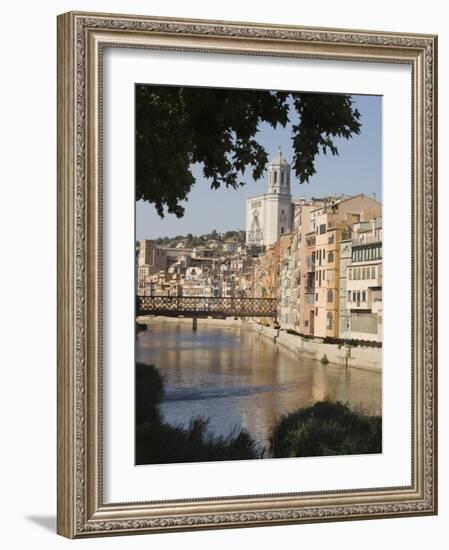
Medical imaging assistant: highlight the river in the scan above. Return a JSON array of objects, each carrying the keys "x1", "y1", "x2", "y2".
[{"x1": 136, "y1": 320, "x2": 382, "y2": 452}]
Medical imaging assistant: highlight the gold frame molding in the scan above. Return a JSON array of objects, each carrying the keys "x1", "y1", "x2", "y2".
[{"x1": 57, "y1": 11, "x2": 438, "y2": 538}]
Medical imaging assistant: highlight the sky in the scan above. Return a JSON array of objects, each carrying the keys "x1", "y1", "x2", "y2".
[{"x1": 136, "y1": 93, "x2": 382, "y2": 240}]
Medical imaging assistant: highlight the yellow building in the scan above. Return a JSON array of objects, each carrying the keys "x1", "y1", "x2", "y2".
[{"x1": 312, "y1": 194, "x2": 381, "y2": 338}]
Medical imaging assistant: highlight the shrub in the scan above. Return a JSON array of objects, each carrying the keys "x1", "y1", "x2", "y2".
[
  {"x1": 135, "y1": 363, "x2": 260, "y2": 464},
  {"x1": 136, "y1": 417, "x2": 260, "y2": 464},
  {"x1": 135, "y1": 363, "x2": 164, "y2": 424},
  {"x1": 270, "y1": 401, "x2": 382, "y2": 458}
]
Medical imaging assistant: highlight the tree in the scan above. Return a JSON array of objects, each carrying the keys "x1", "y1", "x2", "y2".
[{"x1": 136, "y1": 86, "x2": 361, "y2": 218}]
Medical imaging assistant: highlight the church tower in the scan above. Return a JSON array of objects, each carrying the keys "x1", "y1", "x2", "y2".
[
  {"x1": 246, "y1": 149, "x2": 293, "y2": 247},
  {"x1": 267, "y1": 149, "x2": 291, "y2": 196}
]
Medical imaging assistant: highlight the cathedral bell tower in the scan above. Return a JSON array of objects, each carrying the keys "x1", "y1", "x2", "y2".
[
  {"x1": 267, "y1": 148, "x2": 291, "y2": 195},
  {"x1": 245, "y1": 148, "x2": 293, "y2": 247}
]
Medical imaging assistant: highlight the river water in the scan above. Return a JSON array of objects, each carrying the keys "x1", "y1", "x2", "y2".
[{"x1": 136, "y1": 320, "x2": 382, "y2": 452}]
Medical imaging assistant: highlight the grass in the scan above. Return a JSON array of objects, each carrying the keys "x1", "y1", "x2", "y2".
[{"x1": 136, "y1": 417, "x2": 259, "y2": 464}]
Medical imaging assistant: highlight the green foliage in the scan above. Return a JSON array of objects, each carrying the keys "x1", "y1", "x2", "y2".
[
  {"x1": 135, "y1": 363, "x2": 164, "y2": 425},
  {"x1": 270, "y1": 401, "x2": 382, "y2": 458},
  {"x1": 136, "y1": 417, "x2": 259, "y2": 465},
  {"x1": 135, "y1": 362, "x2": 259, "y2": 464},
  {"x1": 136, "y1": 86, "x2": 361, "y2": 217},
  {"x1": 153, "y1": 229, "x2": 245, "y2": 248}
]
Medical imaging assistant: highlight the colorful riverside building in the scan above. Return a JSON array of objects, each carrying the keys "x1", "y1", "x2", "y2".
[
  {"x1": 341, "y1": 217, "x2": 383, "y2": 342},
  {"x1": 279, "y1": 199, "x2": 324, "y2": 331},
  {"x1": 278, "y1": 231, "x2": 293, "y2": 324},
  {"x1": 137, "y1": 240, "x2": 168, "y2": 296},
  {"x1": 273, "y1": 194, "x2": 381, "y2": 338},
  {"x1": 310, "y1": 194, "x2": 381, "y2": 339}
]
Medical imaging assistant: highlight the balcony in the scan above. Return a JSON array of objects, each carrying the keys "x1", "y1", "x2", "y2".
[
  {"x1": 352, "y1": 235, "x2": 382, "y2": 246},
  {"x1": 306, "y1": 256, "x2": 315, "y2": 271}
]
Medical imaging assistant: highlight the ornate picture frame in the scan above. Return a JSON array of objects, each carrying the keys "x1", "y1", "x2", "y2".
[{"x1": 57, "y1": 11, "x2": 437, "y2": 538}]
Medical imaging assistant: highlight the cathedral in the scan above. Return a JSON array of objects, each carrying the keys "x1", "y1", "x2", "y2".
[{"x1": 245, "y1": 149, "x2": 293, "y2": 247}]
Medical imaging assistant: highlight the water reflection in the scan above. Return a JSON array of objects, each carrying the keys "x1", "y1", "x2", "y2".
[{"x1": 136, "y1": 321, "x2": 382, "y2": 450}]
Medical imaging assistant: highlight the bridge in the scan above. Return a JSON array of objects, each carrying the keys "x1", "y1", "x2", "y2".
[{"x1": 137, "y1": 296, "x2": 277, "y2": 319}]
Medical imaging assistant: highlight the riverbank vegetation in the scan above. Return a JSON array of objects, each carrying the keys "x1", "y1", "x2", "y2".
[
  {"x1": 270, "y1": 400, "x2": 382, "y2": 457},
  {"x1": 285, "y1": 327, "x2": 382, "y2": 349},
  {"x1": 136, "y1": 363, "x2": 259, "y2": 464},
  {"x1": 136, "y1": 363, "x2": 382, "y2": 464}
]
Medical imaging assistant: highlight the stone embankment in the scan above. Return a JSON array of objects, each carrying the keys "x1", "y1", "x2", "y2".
[{"x1": 247, "y1": 321, "x2": 381, "y2": 372}]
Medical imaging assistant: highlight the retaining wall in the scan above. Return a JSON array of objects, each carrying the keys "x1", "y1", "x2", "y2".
[{"x1": 248, "y1": 322, "x2": 381, "y2": 372}]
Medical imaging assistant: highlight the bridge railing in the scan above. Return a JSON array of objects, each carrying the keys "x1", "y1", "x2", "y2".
[{"x1": 137, "y1": 296, "x2": 277, "y2": 317}]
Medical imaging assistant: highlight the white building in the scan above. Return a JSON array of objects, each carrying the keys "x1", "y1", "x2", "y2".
[
  {"x1": 246, "y1": 150, "x2": 293, "y2": 247},
  {"x1": 345, "y1": 217, "x2": 383, "y2": 342}
]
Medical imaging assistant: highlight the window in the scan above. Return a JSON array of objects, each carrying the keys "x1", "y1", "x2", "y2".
[
  {"x1": 349, "y1": 269, "x2": 352, "y2": 280},
  {"x1": 281, "y1": 172, "x2": 284, "y2": 184},
  {"x1": 362, "y1": 290, "x2": 367, "y2": 302},
  {"x1": 274, "y1": 172, "x2": 277, "y2": 183},
  {"x1": 281, "y1": 227, "x2": 284, "y2": 234},
  {"x1": 319, "y1": 224, "x2": 326, "y2": 235},
  {"x1": 315, "y1": 293, "x2": 318, "y2": 301},
  {"x1": 326, "y1": 312, "x2": 333, "y2": 330},
  {"x1": 323, "y1": 249, "x2": 326, "y2": 260},
  {"x1": 371, "y1": 266, "x2": 376, "y2": 279},
  {"x1": 353, "y1": 291, "x2": 356, "y2": 302},
  {"x1": 328, "y1": 251, "x2": 334, "y2": 263},
  {"x1": 327, "y1": 289, "x2": 333, "y2": 303},
  {"x1": 362, "y1": 267, "x2": 365, "y2": 279},
  {"x1": 315, "y1": 307, "x2": 318, "y2": 316},
  {"x1": 348, "y1": 290, "x2": 351, "y2": 302}
]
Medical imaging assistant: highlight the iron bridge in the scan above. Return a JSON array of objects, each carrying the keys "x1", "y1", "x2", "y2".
[{"x1": 137, "y1": 296, "x2": 277, "y2": 318}]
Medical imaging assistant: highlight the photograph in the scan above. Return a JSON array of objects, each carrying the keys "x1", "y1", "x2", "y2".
[
  {"x1": 134, "y1": 84, "x2": 383, "y2": 466},
  {"x1": 55, "y1": 10, "x2": 437, "y2": 538}
]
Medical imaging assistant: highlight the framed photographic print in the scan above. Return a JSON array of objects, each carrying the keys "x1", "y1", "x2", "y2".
[{"x1": 57, "y1": 11, "x2": 438, "y2": 538}]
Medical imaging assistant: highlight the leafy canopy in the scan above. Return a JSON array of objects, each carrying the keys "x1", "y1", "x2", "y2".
[{"x1": 136, "y1": 85, "x2": 361, "y2": 218}]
